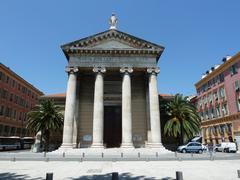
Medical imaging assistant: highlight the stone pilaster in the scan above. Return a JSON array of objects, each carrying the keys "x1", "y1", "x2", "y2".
[
  {"x1": 91, "y1": 67, "x2": 106, "y2": 148},
  {"x1": 120, "y1": 67, "x2": 134, "y2": 148},
  {"x1": 61, "y1": 67, "x2": 78, "y2": 149},
  {"x1": 147, "y1": 67, "x2": 163, "y2": 148}
]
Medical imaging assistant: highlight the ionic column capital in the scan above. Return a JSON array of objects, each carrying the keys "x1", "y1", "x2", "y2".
[
  {"x1": 120, "y1": 67, "x2": 133, "y2": 74},
  {"x1": 93, "y1": 67, "x2": 106, "y2": 73},
  {"x1": 65, "y1": 67, "x2": 79, "y2": 74},
  {"x1": 147, "y1": 67, "x2": 160, "y2": 75}
]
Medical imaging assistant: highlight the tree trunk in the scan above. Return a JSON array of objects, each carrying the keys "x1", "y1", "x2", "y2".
[
  {"x1": 45, "y1": 130, "x2": 50, "y2": 152},
  {"x1": 180, "y1": 120, "x2": 184, "y2": 145}
]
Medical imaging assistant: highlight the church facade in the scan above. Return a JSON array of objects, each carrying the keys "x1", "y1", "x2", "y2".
[{"x1": 59, "y1": 18, "x2": 166, "y2": 150}]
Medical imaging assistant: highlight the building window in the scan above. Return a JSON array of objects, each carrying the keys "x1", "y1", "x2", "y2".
[
  {"x1": 222, "y1": 104, "x2": 228, "y2": 116},
  {"x1": 205, "y1": 110, "x2": 209, "y2": 120},
  {"x1": 19, "y1": 112, "x2": 22, "y2": 120},
  {"x1": 1, "y1": 89, "x2": 8, "y2": 99},
  {"x1": 216, "y1": 106, "x2": 221, "y2": 117},
  {"x1": 213, "y1": 91, "x2": 218, "y2": 101},
  {"x1": 208, "y1": 93, "x2": 213, "y2": 104},
  {"x1": 13, "y1": 110, "x2": 17, "y2": 119},
  {"x1": 6, "y1": 76, "x2": 9, "y2": 83},
  {"x1": 235, "y1": 80, "x2": 240, "y2": 92},
  {"x1": 210, "y1": 108, "x2": 215, "y2": 119},
  {"x1": 230, "y1": 64, "x2": 238, "y2": 75},
  {"x1": 219, "y1": 87, "x2": 225, "y2": 99},
  {"x1": 4, "y1": 126, "x2": 10, "y2": 136},
  {"x1": 9, "y1": 93, "x2": 13, "y2": 101},
  {"x1": 12, "y1": 79, "x2": 15, "y2": 88},
  {"x1": 219, "y1": 73, "x2": 224, "y2": 83},
  {"x1": 0, "y1": 106, "x2": 4, "y2": 116},
  {"x1": 0, "y1": 71, "x2": 4, "y2": 81},
  {"x1": 5, "y1": 107, "x2": 10, "y2": 117}
]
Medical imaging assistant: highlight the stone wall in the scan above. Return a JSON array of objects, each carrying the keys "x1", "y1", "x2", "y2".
[
  {"x1": 78, "y1": 75, "x2": 94, "y2": 147},
  {"x1": 131, "y1": 74, "x2": 147, "y2": 147}
]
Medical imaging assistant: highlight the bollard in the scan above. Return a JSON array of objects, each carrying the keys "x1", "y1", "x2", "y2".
[
  {"x1": 237, "y1": 170, "x2": 240, "y2": 178},
  {"x1": 156, "y1": 152, "x2": 158, "y2": 157},
  {"x1": 175, "y1": 152, "x2": 177, "y2": 158},
  {"x1": 102, "y1": 152, "x2": 104, "y2": 158},
  {"x1": 82, "y1": 152, "x2": 85, "y2": 158},
  {"x1": 112, "y1": 172, "x2": 119, "y2": 180},
  {"x1": 191, "y1": 153, "x2": 193, "y2": 158},
  {"x1": 44, "y1": 152, "x2": 47, "y2": 157},
  {"x1": 46, "y1": 173, "x2": 53, "y2": 180},
  {"x1": 45, "y1": 157, "x2": 49, "y2": 162},
  {"x1": 121, "y1": 152, "x2": 123, "y2": 158},
  {"x1": 12, "y1": 157, "x2": 16, "y2": 162},
  {"x1": 63, "y1": 152, "x2": 65, "y2": 158},
  {"x1": 138, "y1": 152, "x2": 140, "y2": 158},
  {"x1": 176, "y1": 171, "x2": 183, "y2": 180}
]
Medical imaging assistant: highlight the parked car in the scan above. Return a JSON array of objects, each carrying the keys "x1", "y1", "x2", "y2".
[
  {"x1": 177, "y1": 142, "x2": 206, "y2": 153},
  {"x1": 214, "y1": 142, "x2": 237, "y2": 153}
]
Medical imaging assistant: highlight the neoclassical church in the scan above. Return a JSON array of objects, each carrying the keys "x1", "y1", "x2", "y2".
[{"x1": 46, "y1": 15, "x2": 169, "y2": 150}]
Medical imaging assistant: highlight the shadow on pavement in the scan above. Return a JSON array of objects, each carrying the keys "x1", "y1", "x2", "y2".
[
  {"x1": 0, "y1": 172, "x2": 43, "y2": 180},
  {"x1": 70, "y1": 172, "x2": 174, "y2": 180}
]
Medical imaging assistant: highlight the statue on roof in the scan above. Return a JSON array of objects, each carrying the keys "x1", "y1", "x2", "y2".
[{"x1": 109, "y1": 13, "x2": 117, "y2": 30}]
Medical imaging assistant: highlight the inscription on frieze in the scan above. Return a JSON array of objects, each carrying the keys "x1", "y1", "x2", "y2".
[{"x1": 69, "y1": 56, "x2": 156, "y2": 68}]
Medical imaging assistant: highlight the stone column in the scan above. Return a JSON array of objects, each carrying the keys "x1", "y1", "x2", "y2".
[
  {"x1": 147, "y1": 67, "x2": 163, "y2": 148},
  {"x1": 61, "y1": 67, "x2": 78, "y2": 149},
  {"x1": 72, "y1": 77, "x2": 80, "y2": 148},
  {"x1": 91, "y1": 67, "x2": 106, "y2": 148},
  {"x1": 120, "y1": 67, "x2": 134, "y2": 148}
]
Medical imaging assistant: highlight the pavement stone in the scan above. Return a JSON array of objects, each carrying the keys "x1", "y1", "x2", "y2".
[{"x1": 0, "y1": 160, "x2": 239, "y2": 180}]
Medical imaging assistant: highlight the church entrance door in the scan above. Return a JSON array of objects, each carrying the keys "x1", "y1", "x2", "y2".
[{"x1": 104, "y1": 106, "x2": 122, "y2": 148}]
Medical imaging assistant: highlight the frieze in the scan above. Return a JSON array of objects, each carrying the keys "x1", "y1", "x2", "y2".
[{"x1": 69, "y1": 56, "x2": 157, "y2": 68}]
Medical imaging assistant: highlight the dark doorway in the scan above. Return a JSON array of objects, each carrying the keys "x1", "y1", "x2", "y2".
[{"x1": 104, "y1": 106, "x2": 122, "y2": 148}]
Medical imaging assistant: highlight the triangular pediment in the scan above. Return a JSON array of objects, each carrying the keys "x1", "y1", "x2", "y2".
[
  {"x1": 61, "y1": 29, "x2": 164, "y2": 60},
  {"x1": 90, "y1": 40, "x2": 136, "y2": 49}
]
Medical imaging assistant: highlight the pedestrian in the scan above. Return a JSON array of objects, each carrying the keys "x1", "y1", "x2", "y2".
[{"x1": 208, "y1": 140, "x2": 214, "y2": 159}]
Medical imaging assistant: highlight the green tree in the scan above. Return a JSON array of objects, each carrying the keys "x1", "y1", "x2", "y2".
[
  {"x1": 163, "y1": 94, "x2": 200, "y2": 145},
  {"x1": 27, "y1": 100, "x2": 64, "y2": 151}
]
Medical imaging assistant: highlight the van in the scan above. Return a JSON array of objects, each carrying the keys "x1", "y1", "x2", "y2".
[{"x1": 214, "y1": 142, "x2": 237, "y2": 153}]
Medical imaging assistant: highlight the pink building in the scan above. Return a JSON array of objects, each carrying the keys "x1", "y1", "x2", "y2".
[{"x1": 195, "y1": 52, "x2": 240, "y2": 147}]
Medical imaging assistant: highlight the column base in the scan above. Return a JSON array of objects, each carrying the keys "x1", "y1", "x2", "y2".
[
  {"x1": 147, "y1": 142, "x2": 164, "y2": 148},
  {"x1": 58, "y1": 143, "x2": 74, "y2": 151},
  {"x1": 72, "y1": 143, "x2": 78, "y2": 148},
  {"x1": 121, "y1": 142, "x2": 134, "y2": 148},
  {"x1": 91, "y1": 143, "x2": 104, "y2": 148}
]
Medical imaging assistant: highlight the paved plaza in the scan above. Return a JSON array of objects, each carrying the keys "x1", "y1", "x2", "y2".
[{"x1": 0, "y1": 160, "x2": 239, "y2": 180}]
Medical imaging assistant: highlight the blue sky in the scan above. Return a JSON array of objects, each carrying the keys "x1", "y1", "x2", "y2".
[{"x1": 0, "y1": 1, "x2": 240, "y2": 96}]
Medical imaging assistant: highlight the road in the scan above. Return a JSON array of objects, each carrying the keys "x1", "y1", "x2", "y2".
[{"x1": 0, "y1": 149, "x2": 239, "y2": 161}]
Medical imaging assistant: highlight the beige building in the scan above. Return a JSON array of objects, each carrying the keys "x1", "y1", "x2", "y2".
[{"x1": 51, "y1": 16, "x2": 167, "y2": 150}]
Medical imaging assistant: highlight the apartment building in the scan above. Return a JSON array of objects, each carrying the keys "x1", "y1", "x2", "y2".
[
  {"x1": 0, "y1": 63, "x2": 43, "y2": 137},
  {"x1": 195, "y1": 52, "x2": 240, "y2": 147}
]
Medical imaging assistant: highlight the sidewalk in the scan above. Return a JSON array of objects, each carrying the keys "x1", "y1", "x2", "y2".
[{"x1": 0, "y1": 160, "x2": 239, "y2": 180}]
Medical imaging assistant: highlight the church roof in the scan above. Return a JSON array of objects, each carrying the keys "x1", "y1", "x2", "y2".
[{"x1": 61, "y1": 29, "x2": 164, "y2": 61}]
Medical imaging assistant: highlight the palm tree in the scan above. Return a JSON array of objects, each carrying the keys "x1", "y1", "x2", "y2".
[
  {"x1": 27, "y1": 99, "x2": 64, "y2": 151},
  {"x1": 163, "y1": 94, "x2": 200, "y2": 145}
]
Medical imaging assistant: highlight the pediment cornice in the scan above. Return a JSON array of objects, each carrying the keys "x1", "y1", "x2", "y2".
[{"x1": 61, "y1": 29, "x2": 164, "y2": 60}]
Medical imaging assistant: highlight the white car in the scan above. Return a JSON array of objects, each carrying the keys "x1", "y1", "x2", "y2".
[{"x1": 214, "y1": 142, "x2": 237, "y2": 153}]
